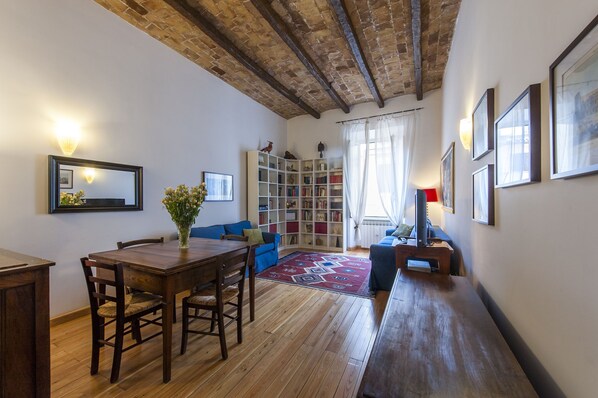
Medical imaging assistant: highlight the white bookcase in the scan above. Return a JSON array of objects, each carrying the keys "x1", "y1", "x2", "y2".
[{"x1": 247, "y1": 151, "x2": 344, "y2": 251}]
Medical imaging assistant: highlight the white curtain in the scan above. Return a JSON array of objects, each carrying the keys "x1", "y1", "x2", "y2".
[
  {"x1": 373, "y1": 112, "x2": 417, "y2": 227},
  {"x1": 342, "y1": 120, "x2": 370, "y2": 247}
]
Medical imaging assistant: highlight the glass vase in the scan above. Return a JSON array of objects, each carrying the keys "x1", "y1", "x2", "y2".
[{"x1": 177, "y1": 223, "x2": 191, "y2": 249}]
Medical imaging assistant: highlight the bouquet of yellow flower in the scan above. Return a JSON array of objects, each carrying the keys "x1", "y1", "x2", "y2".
[
  {"x1": 162, "y1": 182, "x2": 208, "y2": 248},
  {"x1": 60, "y1": 190, "x2": 85, "y2": 206}
]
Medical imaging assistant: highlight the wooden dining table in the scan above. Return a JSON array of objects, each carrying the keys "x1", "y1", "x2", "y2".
[{"x1": 89, "y1": 237, "x2": 254, "y2": 383}]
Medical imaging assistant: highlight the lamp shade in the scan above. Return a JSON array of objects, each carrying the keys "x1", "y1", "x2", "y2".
[
  {"x1": 423, "y1": 188, "x2": 438, "y2": 202},
  {"x1": 459, "y1": 118, "x2": 472, "y2": 150}
]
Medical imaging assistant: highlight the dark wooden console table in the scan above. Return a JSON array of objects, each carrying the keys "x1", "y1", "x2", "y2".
[
  {"x1": 357, "y1": 270, "x2": 536, "y2": 397},
  {"x1": 0, "y1": 249, "x2": 54, "y2": 398},
  {"x1": 395, "y1": 240, "x2": 453, "y2": 274}
]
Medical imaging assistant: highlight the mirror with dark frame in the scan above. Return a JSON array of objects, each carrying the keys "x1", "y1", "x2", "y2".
[{"x1": 48, "y1": 155, "x2": 143, "y2": 213}]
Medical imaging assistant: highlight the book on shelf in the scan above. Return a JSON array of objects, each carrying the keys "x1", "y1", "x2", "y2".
[{"x1": 407, "y1": 259, "x2": 431, "y2": 273}]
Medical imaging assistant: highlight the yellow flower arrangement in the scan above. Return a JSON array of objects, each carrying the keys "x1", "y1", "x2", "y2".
[{"x1": 60, "y1": 190, "x2": 85, "y2": 206}]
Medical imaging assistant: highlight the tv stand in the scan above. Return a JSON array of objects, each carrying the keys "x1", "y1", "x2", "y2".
[{"x1": 394, "y1": 240, "x2": 453, "y2": 274}]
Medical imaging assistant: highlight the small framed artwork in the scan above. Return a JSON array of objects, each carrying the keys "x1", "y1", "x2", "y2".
[
  {"x1": 472, "y1": 88, "x2": 495, "y2": 160},
  {"x1": 203, "y1": 172, "x2": 233, "y2": 202},
  {"x1": 440, "y1": 142, "x2": 455, "y2": 213},
  {"x1": 549, "y1": 14, "x2": 598, "y2": 179},
  {"x1": 495, "y1": 84, "x2": 542, "y2": 188},
  {"x1": 472, "y1": 165, "x2": 494, "y2": 225},
  {"x1": 59, "y1": 169, "x2": 73, "y2": 189}
]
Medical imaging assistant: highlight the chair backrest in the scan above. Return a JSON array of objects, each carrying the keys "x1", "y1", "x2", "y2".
[
  {"x1": 117, "y1": 237, "x2": 164, "y2": 249},
  {"x1": 220, "y1": 234, "x2": 249, "y2": 242},
  {"x1": 80, "y1": 257, "x2": 126, "y2": 317},
  {"x1": 218, "y1": 247, "x2": 250, "y2": 290}
]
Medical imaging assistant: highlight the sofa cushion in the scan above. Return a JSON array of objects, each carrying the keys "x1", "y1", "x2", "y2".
[
  {"x1": 225, "y1": 220, "x2": 252, "y2": 236},
  {"x1": 190, "y1": 225, "x2": 226, "y2": 240},
  {"x1": 243, "y1": 228, "x2": 265, "y2": 245},
  {"x1": 391, "y1": 223, "x2": 413, "y2": 238},
  {"x1": 254, "y1": 243, "x2": 275, "y2": 256},
  {"x1": 378, "y1": 236, "x2": 396, "y2": 246}
]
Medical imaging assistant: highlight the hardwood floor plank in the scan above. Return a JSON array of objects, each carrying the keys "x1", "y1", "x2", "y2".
[{"x1": 50, "y1": 250, "x2": 388, "y2": 398}]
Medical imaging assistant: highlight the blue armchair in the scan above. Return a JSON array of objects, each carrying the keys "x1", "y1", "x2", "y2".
[{"x1": 190, "y1": 220, "x2": 280, "y2": 274}]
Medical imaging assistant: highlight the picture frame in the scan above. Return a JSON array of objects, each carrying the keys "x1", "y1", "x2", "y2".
[
  {"x1": 59, "y1": 168, "x2": 73, "y2": 189},
  {"x1": 549, "y1": 14, "x2": 598, "y2": 179},
  {"x1": 495, "y1": 84, "x2": 542, "y2": 188},
  {"x1": 440, "y1": 142, "x2": 455, "y2": 213},
  {"x1": 472, "y1": 165, "x2": 494, "y2": 225},
  {"x1": 472, "y1": 88, "x2": 495, "y2": 160},
  {"x1": 203, "y1": 171, "x2": 233, "y2": 202}
]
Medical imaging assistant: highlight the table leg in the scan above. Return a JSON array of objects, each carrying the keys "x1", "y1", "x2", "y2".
[
  {"x1": 249, "y1": 264, "x2": 255, "y2": 322},
  {"x1": 162, "y1": 283, "x2": 174, "y2": 383}
]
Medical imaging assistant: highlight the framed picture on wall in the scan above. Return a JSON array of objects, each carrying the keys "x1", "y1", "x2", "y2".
[
  {"x1": 203, "y1": 172, "x2": 233, "y2": 202},
  {"x1": 440, "y1": 142, "x2": 455, "y2": 213},
  {"x1": 472, "y1": 88, "x2": 495, "y2": 160},
  {"x1": 495, "y1": 84, "x2": 542, "y2": 188},
  {"x1": 472, "y1": 165, "x2": 494, "y2": 225},
  {"x1": 549, "y1": 14, "x2": 598, "y2": 179},
  {"x1": 59, "y1": 169, "x2": 73, "y2": 189}
]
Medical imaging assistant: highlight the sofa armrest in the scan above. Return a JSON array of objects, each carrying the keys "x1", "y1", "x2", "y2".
[
  {"x1": 385, "y1": 228, "x2": 396, "y2": 237},
  {"x1": 262, "y1": 232, "x2": 281, "y2": 249},
  {"x1": 369, "y1": 243, "x2": 398, "y2": 291}
]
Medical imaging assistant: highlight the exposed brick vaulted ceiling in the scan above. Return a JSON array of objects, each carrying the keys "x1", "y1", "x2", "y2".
[{"x1": 95, "y1": 0, "x2": 461, "y2": 119}]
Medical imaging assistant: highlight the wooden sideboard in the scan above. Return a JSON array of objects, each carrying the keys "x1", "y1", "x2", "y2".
[
  {"x1": 358, "y1": 270, "x2": 536, "y2": 397},
  {"x1": 0, "y1": 249, "x2": 54, "y2": 398}
]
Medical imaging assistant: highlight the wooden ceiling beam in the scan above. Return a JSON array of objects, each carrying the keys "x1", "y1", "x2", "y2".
[
  {"x1": 251, "y1": 0, "x2": 350, "y2": 114},
  {"x1": 328, "y1": 0, "x2": 384, "y2": 108},
  {"x1": 411, "y1": 0, "x2": 423, "y2": 100},
  {"x1": 164, "y1": 0, "x2": 320, "y2": 119}
]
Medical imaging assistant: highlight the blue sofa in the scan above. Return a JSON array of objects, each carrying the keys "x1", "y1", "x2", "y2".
[
  {"x1": 369, "y1": 226, "x2": 455, "y2": 291},
  {"x1": 190, "y1": 220, "x2": 281, "y2": 274}
]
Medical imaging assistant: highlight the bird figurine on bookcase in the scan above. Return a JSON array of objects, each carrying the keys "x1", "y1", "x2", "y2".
[
  {"x1": 260, "y1": 141, "x2": 273, "y2": 153},
  {"x1": 317, "y1": 141, "x2": 325, "y2": 158}
]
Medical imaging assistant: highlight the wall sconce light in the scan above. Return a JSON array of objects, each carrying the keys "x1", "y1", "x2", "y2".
[
  {"x1": 459, "y1": 118, "x2": 472, "y2": 151},
  {"x1": 83, "y1": 168, "x2": 95, "y2": 184},
  {"x1": 55, "y1": 120, "x2": 81, "y2": 156}
]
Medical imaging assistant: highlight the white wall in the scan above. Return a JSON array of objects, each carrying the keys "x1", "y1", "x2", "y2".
[
  {"x1": 0, "y1": 0, "x2": 286, "y2": 317},
  {"x1": 441, "y1": 1, "x2": 598, "y2": 396},
  {"x1": 287, "y1": 91, "x2": 444, "y2": 225}
]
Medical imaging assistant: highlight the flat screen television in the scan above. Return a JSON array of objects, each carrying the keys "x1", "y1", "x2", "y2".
[{"x1": 414, "y1": 189, "x2": 428, "y2": 247}]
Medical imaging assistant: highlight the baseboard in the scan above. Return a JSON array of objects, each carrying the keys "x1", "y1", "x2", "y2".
[{"x1": 50, "y1": 307, "x2": 89, "y2": 327}]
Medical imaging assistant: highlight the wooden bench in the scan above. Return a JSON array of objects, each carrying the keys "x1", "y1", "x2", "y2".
[{"x1": 357, "y1": 270, "x2": 536, "y2": 397}]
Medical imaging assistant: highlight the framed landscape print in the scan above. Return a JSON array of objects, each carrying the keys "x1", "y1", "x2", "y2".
[
  {"x1": 472, "y1": 88, "x2": 495, "y2": 160},
  {"x1": 472, "y1": 165, "x2": 494, "y2": 225},
  {"x1": 495, "y1": 84, "x2": 542, "y2": 188},
  {"x1": 550, "y1": 14, "x2": 598, "y2": 179},
  {"x1": 440, "y1": 142, "x2": 455, "y2": 213},
  {"x1": 203, "y1": 172, "x2": 233, "y2": 202},
  {"x1": 59, "y1": 169, "x2": 73, "y2": 189}
]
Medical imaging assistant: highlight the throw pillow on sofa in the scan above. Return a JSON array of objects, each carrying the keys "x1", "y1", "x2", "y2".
[
  {"x1": 243, "y1": 228, "x2": 265, "y2": 245},
  {"x1": 392, "y1": 223, "x2": 414, "y2": 238}
]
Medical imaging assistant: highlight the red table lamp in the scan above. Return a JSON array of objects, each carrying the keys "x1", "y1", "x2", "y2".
[{"x1": 423, "y1": 188, "x2": 439, "y2": 203}]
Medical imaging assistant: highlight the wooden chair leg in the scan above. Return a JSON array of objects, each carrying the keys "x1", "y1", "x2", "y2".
[
  {"x1": 210, "y1": 311, "x2": 216, "y2": 333},
  {"x1": 131, "y1": 319, "x2": 142, "y2": 344},
  {"x1": 217, "y1": 305, "x2": 228, "y2": 360},
  {"x1": 180, "y1": 300, "x2": 189, "y2": 355},
  {"x1": 237, "y1": 295, "x2": 243, "y2": 344},
  {"x1": 110, "y1": 319, "x2": 125, "y2": 383},
  {"x1": 90, "y1": 317, "x2": 101, "y2": 375}
]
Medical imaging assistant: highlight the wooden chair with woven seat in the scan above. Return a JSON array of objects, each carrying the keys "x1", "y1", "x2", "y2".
[
  {"x1": 180, "y1": 246, "x2": 250, "y2": 360},
  {"x1": 115, "y1": 237, "x2": 178, "y2": 323},
  {"x1": 80, "y1": 257, "x2": 163, "y2": 383}
]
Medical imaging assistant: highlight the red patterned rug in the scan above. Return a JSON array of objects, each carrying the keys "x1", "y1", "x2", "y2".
[{"x1": 257, "y1": 251, "x2": 372, "y2": 298}]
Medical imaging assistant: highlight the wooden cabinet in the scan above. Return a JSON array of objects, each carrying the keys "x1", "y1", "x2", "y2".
[
  {"x1": 247, "y1": 151, "x2": 344, "y2": 251},
  {"x1": 0, "y1": 249, "x2": 54, "y2": 398}
]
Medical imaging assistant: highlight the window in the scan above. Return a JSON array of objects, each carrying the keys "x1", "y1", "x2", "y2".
[{"x1": 362, "y1": 141, "x2": 387, "y2": 219}]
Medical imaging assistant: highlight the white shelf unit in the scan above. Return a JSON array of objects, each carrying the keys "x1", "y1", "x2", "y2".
[{"x1": 248, "y1": 151, "x2": 344, "y2": 252}]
